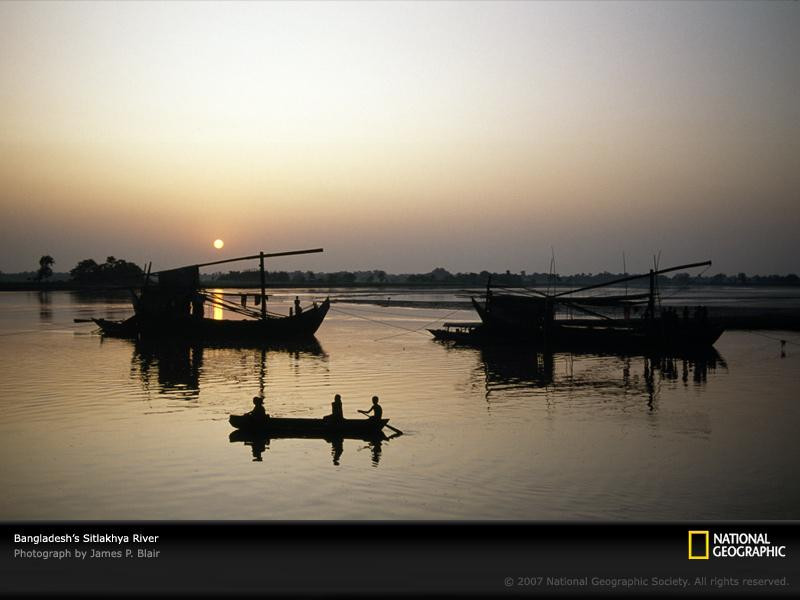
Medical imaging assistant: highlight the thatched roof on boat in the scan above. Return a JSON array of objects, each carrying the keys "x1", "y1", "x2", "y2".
[{"x1": 156, "y1": 265, "x2": 199, "y2": 290}]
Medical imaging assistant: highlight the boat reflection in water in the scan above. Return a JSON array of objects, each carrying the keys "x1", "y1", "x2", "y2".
[
  {"x1": 228, "y1": 429, "x2": 401, "y2": 466},
  {"x1": 127, "y1": 336, "x2": 326, "y2": 402},
  {"x1": 439, "y1": 341, "x2": 728, "y2": 409},
  {"x1": 122, "y1": 334, "x2": 401, "y2": 466}
]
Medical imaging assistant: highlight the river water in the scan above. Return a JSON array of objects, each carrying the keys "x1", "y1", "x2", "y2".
[{"x1": 0, "y1": 289, "x2": 797, "y2": 519}]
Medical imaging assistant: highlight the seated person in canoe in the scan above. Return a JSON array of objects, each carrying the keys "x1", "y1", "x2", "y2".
[
  {"x1": 323, "y1": 394, "x2": 344, "y2": 422},
  {"x1": 359, "y1": 396, "x2": 383, "y2": 421},
  {"x1": 247, "y1": 396, "x2": 268, "y2": 420}
]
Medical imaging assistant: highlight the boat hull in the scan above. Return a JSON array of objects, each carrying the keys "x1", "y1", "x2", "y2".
[
  {"x1": 429, "y1": 319, "x2": 724, "y2": 352},
  {"x1": 552, "y1": 321, "x2": 724, "y2": 351},
  {"x1": 94, "y1": 298, "x2": 330, "y2": 342}
]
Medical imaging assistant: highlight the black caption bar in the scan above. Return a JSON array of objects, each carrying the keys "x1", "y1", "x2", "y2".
[{"x1": 1, "y1": 522, "x2": 798, "y2": 596}]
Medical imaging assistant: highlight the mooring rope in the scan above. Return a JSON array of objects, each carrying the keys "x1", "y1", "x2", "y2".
[
  {"x1": 330, "y1": 302, "x2": 467, "y2": 322},
  {"x1": 740, "y1": 330, "x2": 799, "y2": 347},
  {"x1": 328, "y1": 304, "x2": 464, "y2": 340},
  {"x1": 372, "y1": 308, "x2": 464, "y2": 342}
]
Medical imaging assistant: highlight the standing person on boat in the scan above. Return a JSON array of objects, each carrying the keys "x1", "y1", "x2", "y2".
[
  {"x1": 360, "y1": 396, "x2": 383, "y2": 421},
  {"x1": 294, "y1": 296, "x2": 303, "y2": 316}
]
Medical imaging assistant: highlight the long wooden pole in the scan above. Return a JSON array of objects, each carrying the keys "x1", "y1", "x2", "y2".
[
  {"x1": 551, "y1": 260, "x2": 711, "y2": 298},
  {"x1": 152, "y1": 248, "x2": 324, "y2": 273}
]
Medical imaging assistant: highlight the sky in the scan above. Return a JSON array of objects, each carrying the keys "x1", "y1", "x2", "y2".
[{"x1": 0, "y1": 1, "x2": 798, "y2": 276}]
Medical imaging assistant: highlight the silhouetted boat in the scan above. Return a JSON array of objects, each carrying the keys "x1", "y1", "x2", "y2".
[
  {"x1": 428, "y1": 322, "x2": 486, "y2": 344},
  {"x1": 429, "y1": 260, "x2": 724, "y2": 351},
  {"x1": 91, "y1": 247, "x2": 330, "y2": 343},
  {"x1": 229, "y1": 413, "x2": 390, "y2": 436},
  {"x1": 92, "y1": 299, "x2": 329, "y2": 342}
]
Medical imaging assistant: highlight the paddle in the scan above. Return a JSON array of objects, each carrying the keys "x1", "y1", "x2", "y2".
[
  {"x1": 359, "y1": 410, "x2": 403, "y2": 436},
  {"x1": 384, "y1": 423, "x2": 404, "y2": 436}
]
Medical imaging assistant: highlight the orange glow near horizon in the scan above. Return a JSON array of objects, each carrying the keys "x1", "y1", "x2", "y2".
[{"x1": 0, "y1": 2, "x2": 798, "y2": 275}]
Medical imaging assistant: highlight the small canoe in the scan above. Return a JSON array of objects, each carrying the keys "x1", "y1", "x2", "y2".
[{"x1": 229, "y1": 413, "x2": 389, "y2": 436}]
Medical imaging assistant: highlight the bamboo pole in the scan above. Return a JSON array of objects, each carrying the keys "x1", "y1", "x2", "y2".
[
  {"x1": 151, "y1": 248, "x2": 323, "y2": 273},
  {"x1": 551, "y1": 260, "x2": 711, "y2": 298}
]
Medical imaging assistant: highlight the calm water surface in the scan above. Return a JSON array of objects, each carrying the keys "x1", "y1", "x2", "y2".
[{"x1": 0, "y1": 290, "x2": 797, "y2": 519}]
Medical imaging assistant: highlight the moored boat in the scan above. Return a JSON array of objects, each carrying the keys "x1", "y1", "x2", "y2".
[
  {"x1": 427, "y1": 322, "x2": 485, "y2": 344},
  {"x1": 431, "y1": 260, "x2": 725, "y2": 351},
  {"x1": 90, "y1": 247, "x2": 330, "y2": 343},
  {"x1": 93, "y1": 298, "x2": 330, "y2": 342}
]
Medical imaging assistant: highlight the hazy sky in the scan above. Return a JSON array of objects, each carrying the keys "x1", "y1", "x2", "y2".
[{"x1": 1, "y1": 1, "x2": 798, "y2": 275}]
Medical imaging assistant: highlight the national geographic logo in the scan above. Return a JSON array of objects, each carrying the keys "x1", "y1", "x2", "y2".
[
  {"x1": 688, "y1": 531, "x2": 710, "y2": 560},
  {"x1": 689, "y1": 530, "x2": 787, "y2": 559}
]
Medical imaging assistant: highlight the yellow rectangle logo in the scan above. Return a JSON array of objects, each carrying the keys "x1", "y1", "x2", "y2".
[{"x1": 689, "y1": 530, "x2": 710, "y2": 560}]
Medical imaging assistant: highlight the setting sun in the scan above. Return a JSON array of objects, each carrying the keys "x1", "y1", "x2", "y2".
[{"x1": 213, "y1": 239, "x2": 224, "y2": 250}]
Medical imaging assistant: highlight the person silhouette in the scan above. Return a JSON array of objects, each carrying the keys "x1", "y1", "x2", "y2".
[
  {"x1": 324, "y1": 394, "x2": 344, "y2": 423},
  {"x1": 331, "y1": 394, "x2": 344, "y2": 420},
  {"x1": 360, "y1": 396, "x2": 383, "y2": 421},
  {"x1": 248, "y1": 396, "x2": 267, "y2": 419}
]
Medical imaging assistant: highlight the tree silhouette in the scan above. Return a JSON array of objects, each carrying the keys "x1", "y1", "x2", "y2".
[
  {"x1": 35, "y1": 255, "x2": 55, "y2": 282},
  {"x1": 69, "y1": 257, "x2": 143, "y2": 285}
]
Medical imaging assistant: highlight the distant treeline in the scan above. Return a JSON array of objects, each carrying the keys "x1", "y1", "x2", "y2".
[
  {"x1": 207, "y1": 267, "x2": 800, "y2": 287},
  {"x1": 0, "y1": 256, "x2": 143, "y2": 285},
  {"x1": 2, "y1": 262, "x2": 798, "y2": 287}
]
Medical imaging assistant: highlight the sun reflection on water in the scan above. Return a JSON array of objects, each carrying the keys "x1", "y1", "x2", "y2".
[{"x1": 212, "y1": 289, "x2": 224, "y2": 320}]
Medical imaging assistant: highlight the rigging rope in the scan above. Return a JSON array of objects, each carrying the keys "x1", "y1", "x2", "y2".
[
  {"x1": 659, "y1": 264, "x2": 713, "y2": 301},
  {"x1": 199, "y1": 292, "x2": 284, "y2": 319}
]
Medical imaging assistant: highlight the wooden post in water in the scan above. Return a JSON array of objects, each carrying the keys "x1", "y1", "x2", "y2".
[
  {"x1": 259, "y1": 252, "x2": 267, "y2": 320},
  {"x1": 648, "y1": 269, "x2": 655, "y2": 320}
]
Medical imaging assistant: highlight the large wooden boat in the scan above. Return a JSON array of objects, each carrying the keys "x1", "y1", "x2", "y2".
[
  {"x1": 430, "y1": 260, "x2": 724, "y2": 351},
  {"x1": 91, "y1": 248, "x2": 330, "y2": 343},
  {"x1": 93, "y1": 299, "x2": 329, "y2": 342}
]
